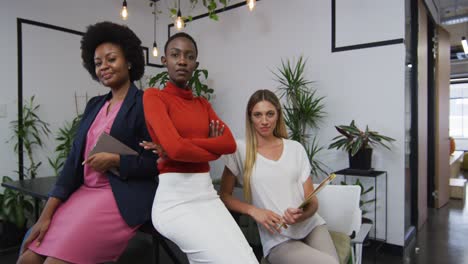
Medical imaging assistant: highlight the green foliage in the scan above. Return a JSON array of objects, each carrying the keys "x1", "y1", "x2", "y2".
[
  {"x1": 192, "y1": 0, "x2": 227, "y2": 21},
  {"x1": 148, "y1": 69, "x2": 214, "y2": 100},
  {"x1": 341, "y1": 178, "x2": 376, "y2": 222},
  {"x1": 188, "y1": 69, "x2": 214, "y2": 100},
  {"x1": 10, "y1": 96, "x2": 50, "y2": 179},
  {"x1": 48, "y1": 115, "x2": 82, "y2": 176},
  {"x1": 3, "y1": 96, "x2": 49, "y2": 228},
  {"x1": 1, "y1": 176, "x2": 34, "y2": 229},
  {"x1": 328, "y1": 120, "x2": 395, "y2": 156},
  {"x1": 304, "y1": 137, "x2": 328, "y2": 178},
  {"x1": 148, "y1": 71, "x2": 170, "y2": 88},
  {"x1": 273, "y1": 56, "x2": 328, "y2": 177},
  {"x1": 169, "y1": 0, "x2": 228, "y2": 22}
]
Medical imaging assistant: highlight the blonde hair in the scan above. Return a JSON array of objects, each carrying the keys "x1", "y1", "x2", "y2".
[{"x1": 243, "y1": 89, "x2": 288, "y2": 202}]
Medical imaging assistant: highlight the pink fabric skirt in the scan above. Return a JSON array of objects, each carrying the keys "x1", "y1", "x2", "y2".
[{"x1": 28, "y1": 185, "x2": 138, "y2": 263}]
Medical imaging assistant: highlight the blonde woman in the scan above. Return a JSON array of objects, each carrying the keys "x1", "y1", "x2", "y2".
[{"x1": 220, "y1": 89, "x2": 339, "y2": 264}]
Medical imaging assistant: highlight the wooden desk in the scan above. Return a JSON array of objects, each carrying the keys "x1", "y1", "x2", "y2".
[{"x1": 1, "y1": 177, "x2": 182, "y2": 264}]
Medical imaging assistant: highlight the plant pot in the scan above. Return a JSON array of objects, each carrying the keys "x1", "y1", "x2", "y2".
[
  {"x1": 0, "y1": 220, "x2": 27, "y2": 249},
  {"x1": 349, "y1": 148, "x2": 373, "y2": 170}
]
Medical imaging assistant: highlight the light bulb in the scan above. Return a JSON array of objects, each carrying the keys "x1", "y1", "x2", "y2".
[
  {"x1": 152, "y1": 42, "x2": 159, "y2": 57},
  {"x1": 121, "y1": 7, "x2": 128, "y2": 20},
  {"x1": 462, "y1": 37, "x2": 468, "y2": 54},
  {"x1": 247, "y1": 0, "x2": 255, "y2": 11},
  {"x1": 175, "y1": 10, "x2": 184, "y2": 30},
  {"x1": 121, "y1": 1, "x2": 128, "y2": 20},
  {"x1": 175, "y1": 17, "x2": 184, "y2": 30}
]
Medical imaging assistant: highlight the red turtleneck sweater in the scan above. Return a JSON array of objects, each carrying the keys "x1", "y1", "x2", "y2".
[{"x1": 143, "y1": 82, "x2": 236, "y2": 174}]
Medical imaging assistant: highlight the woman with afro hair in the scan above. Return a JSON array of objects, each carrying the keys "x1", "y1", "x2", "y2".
[{"x1": 17, "y1": 21, "x2": 158, "y2": 264}]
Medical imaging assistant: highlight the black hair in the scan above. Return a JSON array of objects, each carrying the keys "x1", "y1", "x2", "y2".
[
  {"x1": 164, "y1": 32, "x2": 198, "y2": 56},
  {"x1": 81, "y1": 21, "x2": 144, "y2": 82}
]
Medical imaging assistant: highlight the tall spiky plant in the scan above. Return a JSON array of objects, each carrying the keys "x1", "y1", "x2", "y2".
[{"x1": 273, "y1": 56, "x2": 328, "y2": 177}]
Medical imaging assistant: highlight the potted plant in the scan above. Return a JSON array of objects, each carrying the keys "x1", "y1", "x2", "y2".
[
  {"x1": 273, "y1": 56, "x2": 328, "y2": 177},
  {"x1": 1, "y1": 96, "x2": 49, "y2": 250},
  {"x1": 10, "y1": 96, "x2": 51, "y2": 180},
  {"x1": 148, "y1": 69, "x2": 214, "y2": 100},
  {"x1": 48, "y1": 115, "x2": 82, "y2": 176},
  {"x1": 328, "y1": 120, "x2": 395, "y2": 170},
  {"x1": 0, "y1": 176, "x2": 34, "y2": 250}
]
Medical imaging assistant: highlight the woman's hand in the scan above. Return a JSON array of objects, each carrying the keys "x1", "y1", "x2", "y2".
[
  {"x1": 140, "y1": 141, "x2": 167, "y2": 163},
  {"x1": 282, "y1": 207, "x2": 304, "y2": 225},
  {"x1": 250, "y1": 207, "x2": 282, "y2": 234},
  {"x1": 209, "y1": 120, "x2": 224, "y2": 138},
  {"x1": 82, "y1": 152, "x2": 119, "y2": 172},
  {"x1": 20, "y1": 217, "x2": 51, "y2": 254}
]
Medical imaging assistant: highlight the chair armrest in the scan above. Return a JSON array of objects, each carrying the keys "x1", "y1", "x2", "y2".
[{"x1": 351, "y1": 223, "x2": 372, "y2": 244}]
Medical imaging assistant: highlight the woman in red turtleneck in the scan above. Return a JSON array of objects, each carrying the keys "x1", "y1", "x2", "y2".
[{"x1": 143, "y1": 33, "x2": 258, "y2": 264}]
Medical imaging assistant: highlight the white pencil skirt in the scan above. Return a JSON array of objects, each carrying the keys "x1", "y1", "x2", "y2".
[{"x1": 152, "y1": 172, "x2": 258, "y2": 264}]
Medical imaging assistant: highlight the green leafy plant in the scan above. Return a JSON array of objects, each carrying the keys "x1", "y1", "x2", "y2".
[
  {"x1": 273, "y1": 56, "x2": 328, "y2": 177},
  {"x1": 341, "y1": 178, "x2": 376, "y2": 223},
  {"x1": 48, "y1": 115, "x2": 82, "y2": 176},
  {"x1": 10, "y1": 96, "x2": 51, "y2": 179},
  {"x1": 148, "y1": 71, "x2": 170, "y2": 88},
  {"x1": 328, "y1": 120, "x2": 395, "y2": 156},
  {"x1": 169, "y1": 0, "x2": 229, "y2": 22},
  {"x1": 1, "y1": 96, "x2": 49, "y2": 229},
  {"x1": 0, "y1": 176, "x2": 34, "y2": 229},
  {"x1": 148, "y1": 69, "x2": 214, "y2": 100}
]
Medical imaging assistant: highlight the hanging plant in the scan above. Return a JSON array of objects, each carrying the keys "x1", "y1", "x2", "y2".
[{"x1": 169, "y1": 0, "x2": 230, "y2": 21}]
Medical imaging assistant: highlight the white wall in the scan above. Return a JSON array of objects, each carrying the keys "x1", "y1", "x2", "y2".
[
  {"x1": 160, "y1": 0, "x2": 406, "y2": 246},
  {"x1": 0, "y1": 0, "x2": 163, "y2": 181}
]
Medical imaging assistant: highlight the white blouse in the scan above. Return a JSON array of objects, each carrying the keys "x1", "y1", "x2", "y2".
[{"x1": 223, "y1": 139, "x2": 325, "y2": 256}]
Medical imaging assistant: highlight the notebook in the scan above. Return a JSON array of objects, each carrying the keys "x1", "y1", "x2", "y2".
[
  {"x1": 278, "y1": 173, "x2": 337, "y2": 229},
  {"x1": 88, "y1": 133, "x2": 138, "y2": 176}
]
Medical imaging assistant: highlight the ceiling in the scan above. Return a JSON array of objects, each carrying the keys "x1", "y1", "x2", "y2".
[{"x1": 438, "y1": 0, "x2": 468, "y2": 77}]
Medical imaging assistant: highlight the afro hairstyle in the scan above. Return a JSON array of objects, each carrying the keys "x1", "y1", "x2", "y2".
[{"x1": 81, "y1": 21, "x2": 145, "y2": 82}]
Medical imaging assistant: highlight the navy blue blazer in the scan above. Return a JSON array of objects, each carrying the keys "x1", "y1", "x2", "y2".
[{"x1": 49, "y1": 84, "x2": 158, "y2": 227}]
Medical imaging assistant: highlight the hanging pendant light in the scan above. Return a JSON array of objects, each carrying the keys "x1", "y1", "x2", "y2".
[
  {"x1": 175, "y1": 0, "x2": 185, "y2": 30},
  {"x1": 121, "y1": 0, "x2": 128, "y2": 20},
  {"x1": 246, "y1": 0, "x2": 256, "y2": 11},
  {"x1": 152, "y1": 1, "x2": 158, "y2": 57},
  {"x1": 153, "y1": 42, "x2": 159, "y2": 57}
]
